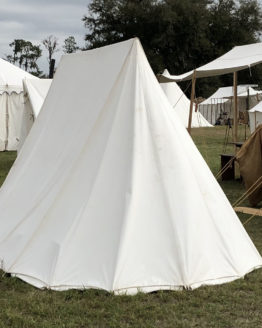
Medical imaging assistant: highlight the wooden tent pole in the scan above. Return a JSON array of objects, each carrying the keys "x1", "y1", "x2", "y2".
[
  {"x1": 188, "y1": 70, "x2": 196, "y2": 135},
  {"x1": 233, "y1": 71, "x2": 238, "y2": 148}
]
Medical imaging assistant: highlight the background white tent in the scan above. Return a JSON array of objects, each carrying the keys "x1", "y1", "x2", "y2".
[
  {"x1": 158, "y1": 42, "x2": 262, "y2": 82},
  {"x1": 199, "y1": 86, "x2": 262, "y2": 125},
  {"x1": 249, "y1": 101, "x2": 262, "y2": 133},
  {"x1": 160, "y1": 69, "x2": 212, "y2": 128},
  {"x1": 18, "y1": 78, "x2": 52, "y2": 150},
  {"x1": 0, "y1": 38, "x2": 261, "y2": 295},
  {"x1": 0, "y1": 58, "x2": 38, "y2": 151}
]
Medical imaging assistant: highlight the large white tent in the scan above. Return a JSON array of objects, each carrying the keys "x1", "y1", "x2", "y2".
[
  {"x1": 0, "y1": 58, "x2": 38, "y2": 151},
  {"x1": 160, "y1": 69, "x2": 212, "y2": 128},
  {"x1": 18, "y1": 78, "x2": 52, "y2": 150},
  {"x1": 0, "y1": 38, "x2": 261, "y2": 294}
]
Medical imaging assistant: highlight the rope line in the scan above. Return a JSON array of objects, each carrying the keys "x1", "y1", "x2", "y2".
[
  {"x1": 243, "y1": 210, "x2": 260, "y2": 226},
  {"x1": 215, "y1": 156, "x2": 236, "y2": 179},
  {"x1": 233, "y1": 175, "x2": 262, "y2": 207}
]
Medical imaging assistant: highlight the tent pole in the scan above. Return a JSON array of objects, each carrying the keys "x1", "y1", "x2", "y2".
[
  {"x1": 233, "y1": 71, "x2": 238, "y2": 149},
  {"x1": 188, "y1": 70, "x2": 196, "y2": 135}
]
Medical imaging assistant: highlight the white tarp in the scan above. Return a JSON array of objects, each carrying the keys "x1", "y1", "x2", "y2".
[
  {"x1": 0, "y1": 38, "x2": 261, "y2": 295},
  {"x1": 199, "y1": 86, "x2": 262, "y2": 125},
  {"x1": 18, "y1": 79, "x2": 52, "y2": 150},
  {"x1": 0, "y1": 59, "x2": 38, "y2": 150},
  {"x1": 159, "y1": 42, "x2": 262, "y2": 82},
  {"x1": 23, "y1": 78, "x2": 52, "y2": 118},
  {"x1": 160, "y1": 69, "x2": 212, "y2": 128},
  {"x1": 249, "y1": 101, "x2": 262, "y2": 133}
]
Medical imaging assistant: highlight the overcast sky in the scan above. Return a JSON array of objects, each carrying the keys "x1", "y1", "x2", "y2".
[{"x1": 0, "y1": 0, "x2": 90, "y2": 74}]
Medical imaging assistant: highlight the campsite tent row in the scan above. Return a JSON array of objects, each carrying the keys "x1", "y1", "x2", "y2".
[
  {"x1": 0, "y1": 38, "x2": 261, "y2": 294},
  {"x1": 198, "y1": 86, "x2": 262, "y2": 125}
]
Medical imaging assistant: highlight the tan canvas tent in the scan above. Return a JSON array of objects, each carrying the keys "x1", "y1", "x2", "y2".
[
  {"x1": 236, "y1": 125, "x2": 262, "y2": 206},
  {"x1": 0, "y1": 38, "x2": 261, "y2": 294}
]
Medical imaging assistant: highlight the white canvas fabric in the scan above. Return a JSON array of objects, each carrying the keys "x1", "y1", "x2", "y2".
[
  {"x1": 0, "y1": 58, "x2": 37, "y2": 94},
  {"x1": 199, "y1": 86, "x2": 262, "y2": 125},
  {"x1": 160, "y1": 69, "x2": 212, "y2": 128},
  {"x1": 23, "y1": 79, "x2": 52, "y2": 118},
  {"x1": 0, "y1": 38, "x2": 261, "y2": 294},
  {"x1": 0, "y1": 59, "x2": 38, "y2": 150},
  {"x1": 0, "y1": 92, "x2": 25, "y2": 150},
  {"x1": 159, "y1": 42, "x2": 262, "y2": 82},
  {"x1": 249, "y1": 101, "x2": 262, "y2": 133},
  {"x1": 200, "y1": 86, "x2": 259, "y2": 105},
  {"x1": 18, "y1": 79, "x2": 52, "y2": 151}
]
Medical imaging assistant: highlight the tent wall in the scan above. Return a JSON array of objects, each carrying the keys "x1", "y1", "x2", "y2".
[
  {"x1": 249, "y1": 112, "x2": 262, "y2": 133},
  {"x1": 0, "y1": 92, "x2": 24, "y2": 151},
  {"x1": 199, "y1": 94, "x2": 261, "y2": 125},
  {"x1": 18, "y1": 79, "x2": 53, "y2": 152},
  {"x1": 18, "y1": 93, "x2": 35, "y2": 151},
  {"x1": 160, "y1": 70, "x2": 212, "y2": 128},
  {"x1": 199, "y1": 100, "x2": 232, "y2": 125}
]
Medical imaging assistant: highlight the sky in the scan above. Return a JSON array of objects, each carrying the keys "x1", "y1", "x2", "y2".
[{"x1": 0, "y1": 0, "x2": 90, "y2": 74}]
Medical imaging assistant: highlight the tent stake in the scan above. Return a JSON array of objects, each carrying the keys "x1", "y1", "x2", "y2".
[{"x1": 188, "y1": 70, "x2": 196, "y2": 135}]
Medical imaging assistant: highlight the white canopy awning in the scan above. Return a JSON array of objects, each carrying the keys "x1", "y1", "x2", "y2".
[
  {"x1": 159, "y1": 42, "x2": 262, "y2": 82},
  {"x1": 249, "y1": 100, "x2": 262, "y2": 113}
]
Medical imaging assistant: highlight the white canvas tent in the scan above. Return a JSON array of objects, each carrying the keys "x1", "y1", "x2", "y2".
[
  {"x1": 0, "y1": 38, "x2": 261, "y2": 295},
  {"x1": 199, "y1": 86, "x2": 262, "y2": 125},
  {"x1": 249, "y1": 101, "x2": 262, "y2": 133},
  {"x1": 18, "y1": 78, "x2": 52, "y2": 150},
  {"x1": 0, "y1": 58, "x2": 38, "y2": 151},
  {"x1": 160, "y1": 69, "x2": 212, "y2": 128}
]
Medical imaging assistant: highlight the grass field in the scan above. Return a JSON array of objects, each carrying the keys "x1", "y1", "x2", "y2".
[{"x1": 0, "y1": 126, "x2": 262, "y2": 328}]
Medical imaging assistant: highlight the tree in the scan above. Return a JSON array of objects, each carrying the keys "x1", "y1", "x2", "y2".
[
  {"x1": 42, "y1": 35, "x2": 59, "y2": 77},
  {"x1": 83, "y1": 0, "x2": 262, "y2": 96},
  {"x1": 6, "y1": 39, "x2": 42, "y2": 75},
  {"x1": 63, "y1": 36, "x2": 79, "y2": 54}
]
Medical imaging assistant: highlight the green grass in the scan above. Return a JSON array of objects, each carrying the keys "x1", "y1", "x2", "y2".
[{"x1": 0, "y1": 126, "x2": 262, "y2": 328}]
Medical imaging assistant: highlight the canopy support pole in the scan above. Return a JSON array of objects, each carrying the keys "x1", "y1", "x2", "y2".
[
  {"x1": 188, "y1": 70, "x2": 196, "y2": 135},
  {"x1": 233, "y1": 71, "x2": 238, "y2": 149}
]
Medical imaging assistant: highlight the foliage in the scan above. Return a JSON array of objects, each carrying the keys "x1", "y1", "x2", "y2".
[
  {"x1": 42, "y1": 35, "x2": 59, "y2": 77},
  {"x1": 63, "y1": 36, "x2": 79, "y2": 54},
  {"x1": 6, "y1": 39, "x2": 42, "y2": 76},
  {"x1": 83, "y1": 0, "x2": 262, "y2": 97}
]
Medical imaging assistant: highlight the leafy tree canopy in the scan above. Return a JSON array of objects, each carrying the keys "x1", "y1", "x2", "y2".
[
  {"x1": 83, "y1": 0, "x2": 262, "y2": 96},
  {"x1": 63, "y1": 36, "x2": 79, "y2": 54},
  {"x1": 6, "y1": 39, "x2": 42, "y2": 76}
]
